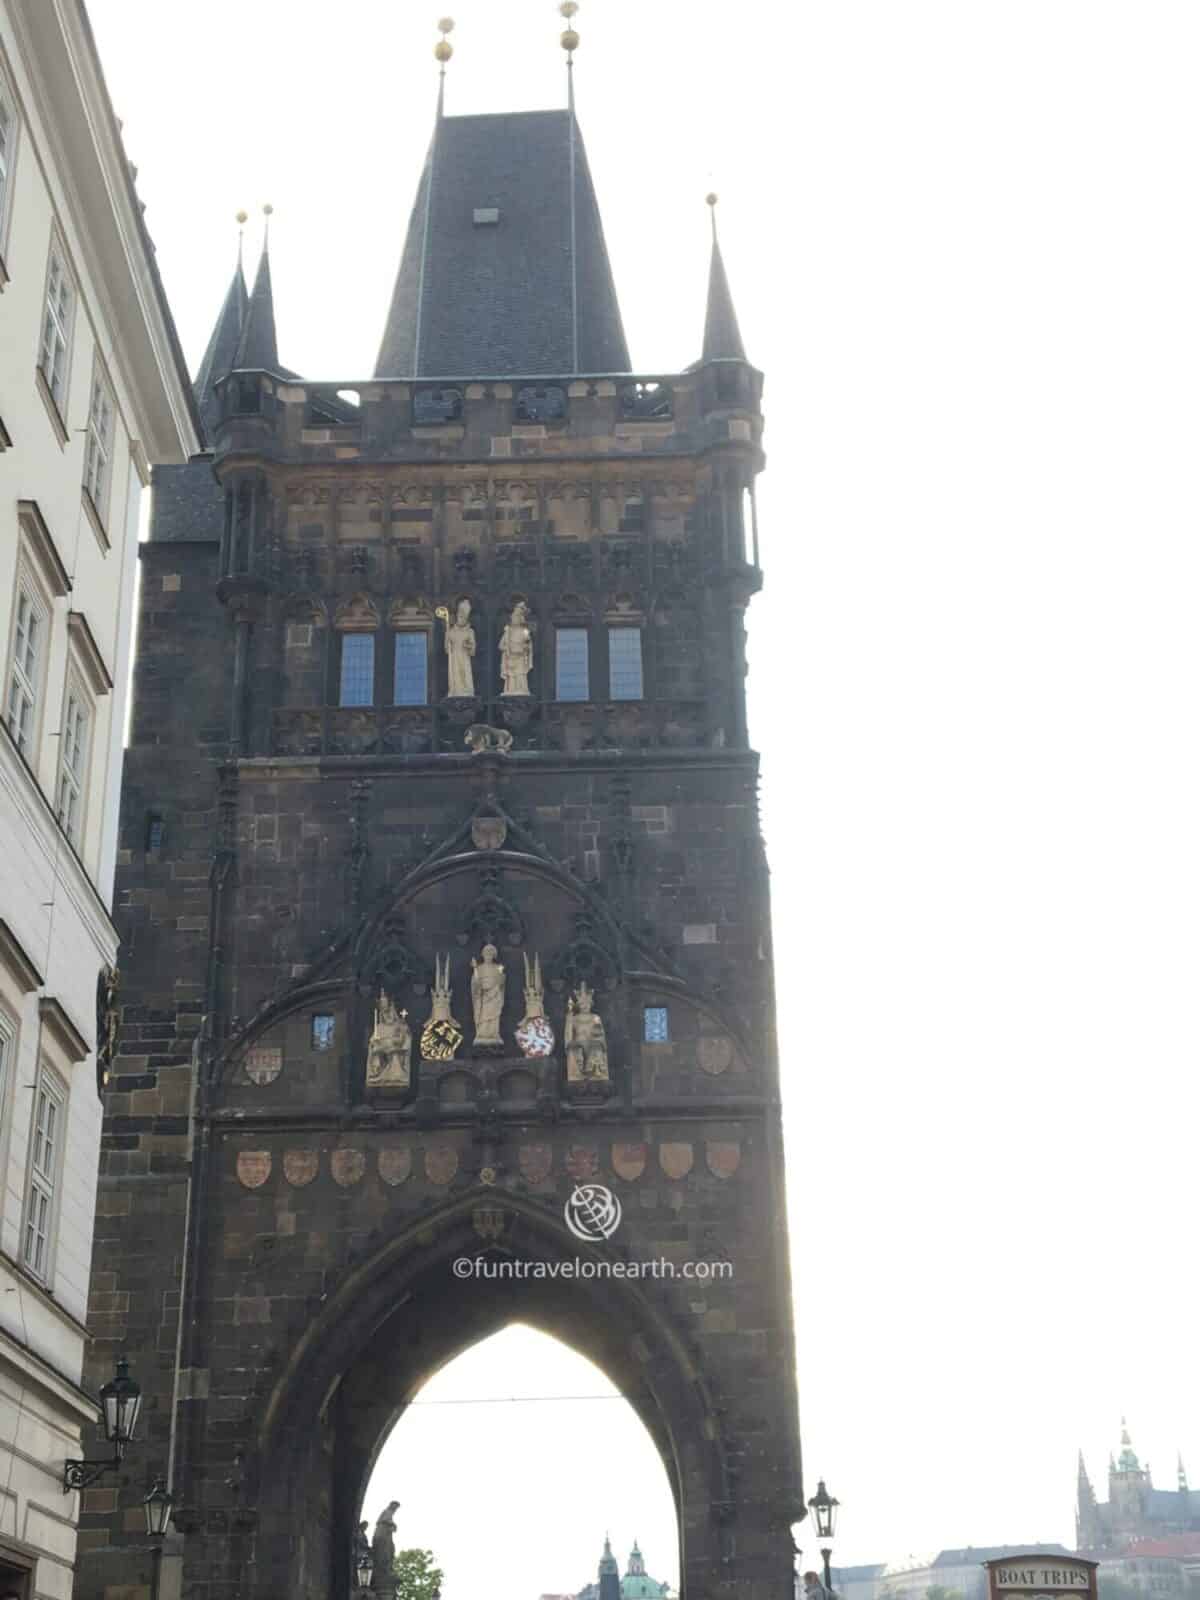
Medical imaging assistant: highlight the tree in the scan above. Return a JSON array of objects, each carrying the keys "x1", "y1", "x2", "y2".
[
  {"x1": 926, "y1": 1587, "x2": 966, "y2": 1600},
  {"x1": 392, "y1": 1548, "x2": 443, "y2": 1600}
]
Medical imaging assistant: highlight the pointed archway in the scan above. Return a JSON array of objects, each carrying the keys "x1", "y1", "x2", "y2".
[
  {"x1": 363, "y1": 1325, "x2": 679, "y2": 1597},
  {"x1": 251, "y1": 1191, "x2": 731, "y2": 1600}
]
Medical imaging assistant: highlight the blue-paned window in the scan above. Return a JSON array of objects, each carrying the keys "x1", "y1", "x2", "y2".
[
  {"x1": 339, "y1": 633, "x2": 375, "y2": 706},
  {"x1": 312, "y1": 1015, "x2": 336, "y2": 1051},
  {"x1": 393, "y1": 632, "x2": 428, "y2": 706},
  {"x1": 556, "y1": 628, "x2": 590, "y2": 702},
  {"x1": 608, "y1": 627, "x2": 644, "y2": 701},
  {"x1": 643, "y1": 1006, "x2": 669, "y2": 1043}
]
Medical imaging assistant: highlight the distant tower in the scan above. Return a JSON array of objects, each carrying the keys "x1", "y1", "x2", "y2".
[
  {"x1": 1076, "y1": 1450, "x2": 1101, "y2": 1550},
  {"x1": 599, "y1": 1535, "x2": 620, "y2": 1600},
  {"x1": 1108, "y1": 1419, "x2": 1152, "y2": 1535}
]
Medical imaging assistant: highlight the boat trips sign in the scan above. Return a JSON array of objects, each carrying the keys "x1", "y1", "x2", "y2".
[{"x1": 985, "y1": 1556, "x2": 1097, "y2": 1600}]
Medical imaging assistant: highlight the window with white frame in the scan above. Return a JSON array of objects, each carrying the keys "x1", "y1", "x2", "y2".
[
  {"x1": 56, "y1": 679, "x2": 91, "y2": 847},
  {"x1": 39, "y1": 242, "x2": 74, "y2": 414},
  {"x1": 83, "y1": 366, "x2": 115, "y2": 521},
  {"x1": 22, "y1": 1066, "x2": 64, "y2": 1280},
  {"x1": 6, "y1": 578, "x2": 47, "y2": 759},
  {"x1": 0, "y1": 1010, "x2": 13, "y2": 1135},
  {"x1": 0, "y1": 69, "x2": 17, "y2": 256}
]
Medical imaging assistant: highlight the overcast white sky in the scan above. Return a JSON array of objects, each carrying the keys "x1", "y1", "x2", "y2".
[{"x1": 87, "y1": 2, "x2": 1200, "y2": 1595}]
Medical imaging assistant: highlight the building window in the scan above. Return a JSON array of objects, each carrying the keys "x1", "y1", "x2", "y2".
[
  {"x1": 56, "y1": 681, "x2": 91, "y2": 847},
  {"x1": 311, "y1": 1015, "x2": 336, "y2": 1051},
  {"x1": 22, "y1": 1068, "x2": 64, "y2": 1281},
  {"x1": 608, "y1": 627, "x2": 644, "y2": 701},
  {"x1": 0, "y1": 1010, "x2": 13, "y2": 1138},
  {"x1": 146, "y1": 811, "x2": 165, "y2": 851},
  {"x1": 643, "y1": 1006, "x2": 669, "y2": 1043},
  {"x1": 555, "y1": 627, "x2": 589, "y2": 702},
  {"x1": 39, "y1": 242, "x2": 74, "y2": 415},
  {"x1": 0, "y1": 70, "x2": 17, "y2": 258},
  {"x1": 83, "y1": 367, "x2": 115, "y2": 523},
  {"x1": 6, "y1": 582, "x2": 46, "y2": 759},
  {"x1": 339, "y1": 633, "x2": 375, "y2": 707},
  {"x1": 393, "y1": 631, "x2": 428, "y2": 706}
]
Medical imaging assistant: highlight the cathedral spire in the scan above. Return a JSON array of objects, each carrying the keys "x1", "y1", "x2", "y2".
[
  {"x1": 234, "y1": 209, "x2": 279, "y2": 372},
  {"x1": 1179, "y1": 1453, "x2": 1189, "y2": 1492},
  {"x1": 701, "y1": 193, "x2": 747, "y2": 363},
  {"x1": 192, "y1": 221, "x2": 249, "y2": 440}
]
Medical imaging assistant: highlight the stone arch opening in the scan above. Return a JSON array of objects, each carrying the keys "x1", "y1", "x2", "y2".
[
  {"x1": 251, "y1": 1192, "x2": 730, "y2": 1600},
  {"x1": 362, "y1": 1325, "x2": 679, "y2": 1597}
]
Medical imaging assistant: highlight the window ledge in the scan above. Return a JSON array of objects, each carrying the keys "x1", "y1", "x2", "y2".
[
  {"x1": 0, "y1": 251, "x2": 8, "y2": 290},
  {"x1": 34, "y1": 367, "x2": 69, "y2": 448},
  {"x1": 81, "y1": 489, "x2": 111, "y2": 552}
]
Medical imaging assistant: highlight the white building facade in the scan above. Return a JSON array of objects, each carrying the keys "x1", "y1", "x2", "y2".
[{"x1": 0, "y1": 4, "x2": 197, "y2": 1598}]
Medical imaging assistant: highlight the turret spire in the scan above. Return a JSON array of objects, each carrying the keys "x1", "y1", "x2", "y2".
[
  {"x1": 192, "y1": 218, "x2": 249, "y2": 439},
  {"x1": 435, "y1": 18, "x2": 454, "y2": 117},
  {"x1": 234, "y1": 207, "x2": 280, "y2": 372},
  {"x1": 701, "y1": 193, "x2": 747, "y2": 363}
]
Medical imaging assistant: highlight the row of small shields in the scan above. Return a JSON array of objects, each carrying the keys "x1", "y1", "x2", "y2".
[{"x1": 235, "y1": 1140, "x2": 741, "y2": 1189}]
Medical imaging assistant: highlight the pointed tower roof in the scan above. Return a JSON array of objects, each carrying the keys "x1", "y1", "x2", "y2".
[
  {"x1": 193, "y1": 258, "x2": 247, "y2": 440},
  {"x1": 1078, "y1": 1450, "x2": 1097, "y2": 1505},
  {"x1": 1178, "y1": 1453, "x2": 1189, "y2": 1492},
  {"x1": 375, "y1": 105, "x2": 630, "y2": 378},
  {"x1": 599, "y1": 1536, "x2": 618, "y2": 1575},
  {"x1": 627, "y1": 1539, "x2": 646, "y2": 1575},
  {"x1": 234, "y1": 234, "x2": 280, "y2": 372},
  {"x1": 1117, "y1": 1419, "x2": 1141, "y2": 1473},
  {"x1": 701, "y1": 195, "x2": 747, "y2": 363}
]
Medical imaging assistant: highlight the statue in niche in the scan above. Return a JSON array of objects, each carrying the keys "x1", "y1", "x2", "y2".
[
  {"x1": 564, "y1": 981, "x2": 609, "y2": 1082},
  {"x1": 470, "y1": 943, "x2": 506, "y2": 1046},
  {"x1": 437, "y1": 598, "x2": 476, "y2": 698},
  {"x1": 370, "y1": 1502, "x2": 400, "y2": 1591},
  {"x1": 499, "y1": 600, "x2": 533, "y2": 697},
  {"x1": 515, "y1": 953, "x2": 555, "y2": 1059},
  {"x1": 420, "y1": 954, "x2": 463, "y2": 1061},
  {"x1": 365, "y1": 990, "x2": 411, "y2": 1089}
]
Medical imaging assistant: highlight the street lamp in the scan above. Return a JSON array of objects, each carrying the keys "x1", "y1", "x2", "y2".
[
  {"x1": 143, "y1": 1479, "x2": 174, "y2": 1539},
  {"x1": 63, "y1": 1357, "x2": 144, "y2": 1491},
  {"x1": 356, "y1": 1551, "x2": 374, "y2": 1592},
  {"x1": 807, "y1": 1479, "x2": 840, "y2": 1595}
]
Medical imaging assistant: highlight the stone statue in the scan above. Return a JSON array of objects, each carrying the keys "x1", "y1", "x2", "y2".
[
  {"x1": 420, "y1": 954, "x2": 463, "y2": 1061},
  {"x1": 499, "y1": 600, "x2": 533, "y2": 697},
  {"x1": 564, "y1": 981, "x2": 608, "y2": 1081},
  {"x1": 438, "y1": 599, "x2": 476, "y2": 698},
  {"x1": 366, "y1": 990, "x2": 411, "y2": 1089},
  {"x1": 470, "y1": 943, "x2": 506, "y2": 1046},
  {"x1": 515, "y1": 952, "x2": 555, "y2": 1058},
  {"x1": 370, "y1": 1502, "x2": 400, "y2": 1590}
]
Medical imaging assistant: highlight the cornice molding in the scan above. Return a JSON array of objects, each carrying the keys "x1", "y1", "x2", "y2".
[
  {"x1": 39, "y1": 995, "x2": 91, "y2": 1062},
  {"x1": 0, "y1": 918, "x2": 44, "y2": 992},
  {"x1": 67, "y1": 610, "x2": 114, "y2": 695}
]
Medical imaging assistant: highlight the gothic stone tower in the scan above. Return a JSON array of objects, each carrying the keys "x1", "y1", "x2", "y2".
[{"x1": 75, "y1": 60, "x2": 802, "y2": 1600}]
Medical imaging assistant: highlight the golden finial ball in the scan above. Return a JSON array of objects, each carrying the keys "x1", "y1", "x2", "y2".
[
  {"x1": 559, "y1": 1, "x2": 580, "y2": 16},
  {"x1": 236, "y1": 209, "x2": 248, "y2": 225},
  {"x1": 706, "y1": 192, "x2": 718, "y2": 207},
  {"x1": 263, "y1": 202, "x2": 274, "y2": 217},
  {"x1": 437, "y1": 15, "x2": 455, "y2": 31},
  {"x1": 561, "y1": 27, "x2": 580, "y2": 51},
  {"x1": 434, "y1": 38, "x2": 453, "y2": 61}
]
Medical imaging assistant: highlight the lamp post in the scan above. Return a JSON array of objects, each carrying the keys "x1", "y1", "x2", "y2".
[
  {"x1": 143, "y1": 1479, "x2": 174, "y2": 1600},
  {"x1": 807, "y1": 1479, "x2": 840, "y2": 1596},
  {"x1": 63, "y1": 1357, "x2": 144, "y2": 1491}
]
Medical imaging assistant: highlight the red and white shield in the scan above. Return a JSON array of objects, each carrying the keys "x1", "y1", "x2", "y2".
[
  {"x1": 658, "y1": 1142, "x2": 694, "y2": 1180},
  {"x1": 236, "y1": 1150, "x2": 272, "y2": 1189}
]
